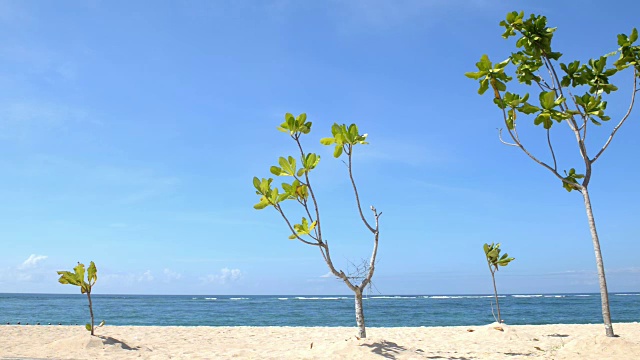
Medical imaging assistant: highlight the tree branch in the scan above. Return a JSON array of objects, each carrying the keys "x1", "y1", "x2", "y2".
[
  {"x1": 546, "y1": 129, "x2": 558, "y2": 171},
  {"x1": 496, "y1": 91, "x2": 581, "y2": 187},
  {"x1": 274, "y1": 204, "x2": 320, "y2": 246},
  {"x1": 498, "y1": 128, "x2": 519, "y2": 146},
  {"x1": 293, "y1": 137, "x2": 324, "y2": 242},
  {"x1": 360, "y1": 207, "x2": 380, "y2": 289},
  {"x1": 591, "y1": 68, "x2": 638, "y2": 164},
  {"x1": 347, "y1": 148, "x2": 375, "y2": 233},
  {"x1": 319, "y1": 244, "x2": 357, "y2": 292}
]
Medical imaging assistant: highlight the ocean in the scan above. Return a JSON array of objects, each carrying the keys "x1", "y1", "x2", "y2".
[{"x1": 1, "y1": 293, "x2": 638, "y2": 327}]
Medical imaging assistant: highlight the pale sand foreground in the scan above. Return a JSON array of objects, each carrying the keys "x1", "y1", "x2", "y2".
[{"x1": 1, "y1": 323, "x2": 639, "y2": 359}]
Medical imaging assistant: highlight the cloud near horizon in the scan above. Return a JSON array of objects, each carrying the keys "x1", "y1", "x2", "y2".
[
  {"x1": 18, "y1": 254, "x2": 48, "y2": 269},
  {"x1": 201, "y1": 268, "x2": 242, "y2": 285},
  {"x1": 163, "y1": 268, "x2": 182, "y2": 282}
]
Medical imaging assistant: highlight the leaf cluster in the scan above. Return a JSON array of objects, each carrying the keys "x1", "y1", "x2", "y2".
[
  {"x1": 483, "y1": 243, "x2": 515, "y2": 273},
  {"x1": 562, "y1": 168, "x2": 585, "y2": 192},
  {"x1": 320, "y1": 123, "x2": 368, "y2": 158},
  {"x1": 277, "y1": 113, "x2": 312, "y2": 137},
  {"x1": 253, "y1": 114, "x2": 370, "y2": 243},
  {"x1": 57, "y1": 261, "x2": 97, "y2": 294},
  {"x1": 466, "y1": 12, "x2": 639, "y2": 131},
  {"x1": 466, "y1": 11, "x2": 640, "y2": 191}
]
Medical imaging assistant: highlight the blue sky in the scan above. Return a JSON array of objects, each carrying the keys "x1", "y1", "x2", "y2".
[{"x1": 1, "y1": 0, "x2": 639, "y2": 295}]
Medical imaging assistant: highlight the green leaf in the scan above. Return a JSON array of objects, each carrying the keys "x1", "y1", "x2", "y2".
[
  {"x1": 495, "y1": 58, "x2": 510, "y2": 69},
  {"x1": 277, "y1": 157, "x2": 296, "y2": 176},
  {"x1": 479, "y1": 79, "x2": 489, "y2": 95},
  {"x1": 465, "y1": 71, "x2": 486, "y2": 80},
  {"x1": 477, "y1": 54, "x2": 492, "y2": 71},
  {"x1": 57, "y1": 271, "x2": 82, "y2": 286},
  {"x1": 85, "y1": 323, "x2": 92, "y2": 331},
  {"x1": 534, "y1": 113, "x2": 553, "y2": 129},
  {"x1": 320, "y1": 137, "x2": 335, "y2": 145},
  {"x1": 618, "y1": 34, "x2": 629, "y2": 47},
  {"x1": 333, "y1": 145, "x2": 343, "y2": 158},
  {"x1": 630, "y1": 28, "x2": 638, "y2": 43},
  {"x1": 519, "y1": 103, "x2": 540, "y2": 114},
  {"x1": 252, "y1": 177, "x2": 260, "y2": 190},
  {"x1": 539, "y1": 91, "x2": 556, "y2": 109},
  {"x1": 253, "y1": 198, "x2": 269, "y2": 210},
  {"x1": 87, "y1": 261, "x2": 97, "y2": 284},
  {"x1": 270, "y1": 166, "x2": 282, "y2": 176}
]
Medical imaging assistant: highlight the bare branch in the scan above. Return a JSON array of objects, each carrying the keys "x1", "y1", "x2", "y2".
[
  {"x1": 498, "y1": 128, "x2": 519, "y2": 147},
  {"x1": 546, "y1": 129, "x2": 558, "y2": 171},
  {"x1": 361, "y1": 207, "x2": 380, "y2": 289},
  {"x1": 319, "y1": 244, "x2": 357, "y2": 292},
  {"x1": 347, "y1": 149, "x2": 375, "y2": 233},
  {"x1": 591, "y1": 69, "x2": 638, "y2": 164}
]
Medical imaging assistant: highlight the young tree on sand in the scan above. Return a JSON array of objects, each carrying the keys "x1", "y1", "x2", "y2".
[
  {"x1": 483, "y1": 243, "x2": 514, "y2": 324},
  {"x1": 253, "y1": 113, "x2": 381, "y2": 338},
  {"x1": 57, "y1": 261, "x2": 104, "y2": 335},
  {"x1": 466, "y1": 11, "x2": 640, "y2": 337}
]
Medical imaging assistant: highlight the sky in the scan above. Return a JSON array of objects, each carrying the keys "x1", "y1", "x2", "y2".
[{"x1": 0, "y1": 0, "x2": 639, "y2": 296}]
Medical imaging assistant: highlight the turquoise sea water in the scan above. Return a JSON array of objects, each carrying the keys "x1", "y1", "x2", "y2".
[{"x1": 1, "y1": 293, "x2": 638, "y2": 327}]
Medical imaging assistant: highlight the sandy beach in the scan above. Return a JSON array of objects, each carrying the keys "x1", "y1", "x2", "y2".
[{"x1": 1, "y1": 322, "x2": 639, "y2": 359}]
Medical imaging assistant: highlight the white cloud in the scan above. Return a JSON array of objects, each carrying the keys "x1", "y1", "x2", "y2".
[
  {"x1": 320, "y1": 271, "x2": 334, "y2": 278},
  {"x1": 138, "y1": 270, "x2": 154, "y2": 282},
  {"x1": 201, "y1": 268, "x2": 242, "y2": 284},
  {"x1": 19, "y1": 254, "x2": 48, "y2": 269},
  {"x1": 102, "y1": 270, "x2": 155, "y2": 284},
  {"x1": 163, "y1": 268, "x2": 182, "y2": 281}
]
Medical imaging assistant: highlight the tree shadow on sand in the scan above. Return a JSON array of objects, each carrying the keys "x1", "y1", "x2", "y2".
[
  {"x1": 97, "y1": 336, "x2": 140, "y2": 351},
  {"x1": 547, "y1": 333, "x2": 570, "y2": 338},
  {"x1": 361, "y1": 341, "x2": 476, "y2": 360},
  {"x1": 360, "y1": 340, "x2": 407, "y2": 359}
]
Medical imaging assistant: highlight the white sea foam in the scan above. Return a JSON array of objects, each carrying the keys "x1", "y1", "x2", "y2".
[
  {"x1": 615, "y1": 293, "x2": 640, "y2": 296},
  {"x1": 371, "y1": 296, "x2": 417, "y2": 299},
  {"x1": 230, "y1": 297, "x2": 249, "y2": 300},
  {"x1": 544, "y1": 295, "x2": 566, "y2": 298},
  {"x1": 573, "y1": 295, "x2": 591, "y2": 297},
  {"x1": 295, "y1": 297, "x2": 348, "y2": 300},
  {"x1": 512, "y1": 295, "x2": 543, "y2": 298},
  {"x1": 277, "y1": 298, "x2": 288, "y2": 300},
  {"x1": 429, "y1": 296, "x2": 463, "y2": 299},
  {"x1": 205, "y1": 297, "x2": 217, "y2": 300}
]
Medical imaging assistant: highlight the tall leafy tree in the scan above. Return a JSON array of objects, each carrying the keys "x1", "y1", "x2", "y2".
[
  {"x1": 467, "y1": 11, "x2": 640, "y2": 337},
  {"x1": 253, "y1": 113, "x2": 381, "y2": 338}
]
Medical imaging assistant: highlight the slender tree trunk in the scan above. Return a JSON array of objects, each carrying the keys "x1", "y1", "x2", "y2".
[
  {"x1": 490, "y1": 271, "x2": 502, "y2": 323},
  {"x1": 581, "y1": 188, "x2": 614, "y2": 337},
  {"x1": 354, "y1": 288, "x2": 366, "y2": 338},
  {"x1": 87, "y1": 292, "x2": 95, "y2": 336}
]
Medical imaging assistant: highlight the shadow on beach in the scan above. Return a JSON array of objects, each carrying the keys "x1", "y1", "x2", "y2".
[
  {"x1": 96, "y1": 336, "x2": 140, "y2": 351},
  {"x1": 361, "y1": 340, "x2": 477, "y2": 359},
  {"x1": 360, "y1": 340, "x2": 407, "y2": 359}
]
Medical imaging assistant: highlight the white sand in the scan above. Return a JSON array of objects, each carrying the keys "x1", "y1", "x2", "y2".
[{"x1": 1, "y1": 322, "x2": 639, "y2": 359}]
